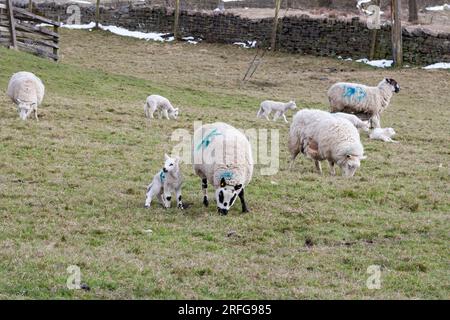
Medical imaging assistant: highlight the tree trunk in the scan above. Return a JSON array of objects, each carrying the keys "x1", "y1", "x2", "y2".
[{"x1": 408, "y1": 0, "x2": 418, "y2": 23}]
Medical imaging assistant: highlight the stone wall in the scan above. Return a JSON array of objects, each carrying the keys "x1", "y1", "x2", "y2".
[{"x1": 31, "y1": 3, "x2": 450, "y2": 65}]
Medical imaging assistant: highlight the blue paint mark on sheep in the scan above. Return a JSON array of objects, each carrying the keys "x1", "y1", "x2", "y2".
[
  {"x1": 220, "y1": 171, "x2": 234, "y2": 180},
  {"x1": 342, "y1": 85, "x2": 366, "y2": 102},
  {"x1": 196, "y1": 129, "x2": 222, "y2": 151},
  {"x1": 159, "y1": 170, "x2": 166, "y2": 183}
]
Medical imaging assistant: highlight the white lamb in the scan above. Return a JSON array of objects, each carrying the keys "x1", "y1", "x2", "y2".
[
  {"x1": 369, "y1": 127, "x2": 398, "y2": 143},
  {"x1": 144, "y1": 94, "x2": 179, "y2": 120},
  {"x1": 7, "y1": 71, "x2": 45, "y2": 120},
  {"x1": 257, "y1": 100, "x2": 297, "y2": 123},
  {"x1": 289, "y1": 109, "x2": 366, "y2": 177},
  {"x1": 193, "y1": 122, "x2": 253, "y2": 215},
  {"x1": 328, "y1": 78, "x2": 400, "y2": 128},
  {"x1": 331, "y1": 112, "x2": 370, "y2": 133},
  {"x1": 144, "y1": 154, "x2": 184, "y2": 209}
]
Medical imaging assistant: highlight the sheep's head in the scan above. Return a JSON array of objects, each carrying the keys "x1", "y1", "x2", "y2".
[
  {"x1": 385, "y1": 78, "x2": 400, "y2": 93},
  {"x1": 163, "y1": 154, "x2": 179, "y2": 174},
  {"x1": 339, "y1": 154, "x2": 366, "y2": 177},
  {"x1": 384, "y1": 127, "x2": 396, "y2": 138},
  {"x1": 169, "y1": 108, "x2": 179, "y2": 119},
  {"x1": 288, "y1": 101, "x2": 297, "y2": 110},
  {"x1": 16, "y1": 99, "x2": 35, "y2": 120},
  {"x1": 216, "y1": 177, "x2": 242, "y2": 215},
  {"x1": 360, "y1": 121, "x2": 370, "y2": 133}
]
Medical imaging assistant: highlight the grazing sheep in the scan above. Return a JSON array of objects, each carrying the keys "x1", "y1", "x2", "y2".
[
  {"x1": 331, "y1": 112, "x2": 370, "y2": 133},
  {"x1": 144, "y1": 154, "x2": 184, "y2": 209},
  {"x1": 257, "y1": 100, "x2": 297, "y2": 123},
  {"x1": 144, "y1": 95, "x2": 179, "y2": 120},
  {"x1": 193, "y1": 122, "x2": 253, "y2": 215},
  {"x1": 369, "y1": 127, "x2": 398, "y2": 143},
  {"x1": 7, "y1": 71, "x2": 45, "y2": 120},
  {"x1": 328, "y1": 78, "x2": 400, "y2": 128},
  {"x1": 289, "y1": 109, "x2": 366, "y2": 177}
]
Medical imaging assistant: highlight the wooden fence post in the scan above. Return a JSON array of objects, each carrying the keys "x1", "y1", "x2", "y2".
[
  {"x1": 95, "y1": 0, "x2": 100, "y2": 29},
  {"x1": 53, "y1": 25, "x2": 59, "y2": 61},
  {"x1": 6, "y1": 0, "x2": 17, "y2": 49},
  {"x1": 174, "y1": 0, "x2": 180, "y2": 40},
  {"x1": 391, "y1": 0, "x2": 403, "y2": 67},
  {"x1": 270, "y1": 0, "x2": 282, "y2": 50}
]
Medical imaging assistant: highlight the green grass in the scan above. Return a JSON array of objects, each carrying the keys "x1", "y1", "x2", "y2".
[{"x1": 0, "y1": 30, "x2": 449, "y2": 299}]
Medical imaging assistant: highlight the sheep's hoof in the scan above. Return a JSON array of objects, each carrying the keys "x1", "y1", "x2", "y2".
[
  {"x1": 178, "y1": 203, "x2": 184, "y2": 210},
  {"x1": 144, "y1": 204, "x2": 150, "y2": 209},
  {"x1": 203, "y1": 197, "x2": 209, "y2": 207}
]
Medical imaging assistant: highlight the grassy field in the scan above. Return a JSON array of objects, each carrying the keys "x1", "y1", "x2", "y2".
[{"x1": 0, "y1": 29, "x2": 449, "y2": 299}]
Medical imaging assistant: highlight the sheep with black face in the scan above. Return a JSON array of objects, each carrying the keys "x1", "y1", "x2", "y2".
[
  {"x1": 193, "y1": 122, "x2": 253, "y2": 215},
  {"x1": 328, "y1": 78, "x2": 400, "y2": 128}
]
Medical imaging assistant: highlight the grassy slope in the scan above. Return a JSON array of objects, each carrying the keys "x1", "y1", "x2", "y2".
[{"x1": 0, "y1": 30, "x2": 449, "y2": 299}]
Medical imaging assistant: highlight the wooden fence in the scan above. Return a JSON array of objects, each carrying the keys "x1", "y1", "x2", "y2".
[{"x1": 0, "y1": 0, "x2": 60, "y2": 61}]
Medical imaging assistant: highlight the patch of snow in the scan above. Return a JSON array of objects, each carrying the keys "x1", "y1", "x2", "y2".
[
  {"x1": 62, "y1": 22, "x2": 96, "y2": 30},
  {"x1": 423, "y1": 62, "x2": 450, "y2": 69},
  {"x1": 356, "y1": 58, "x2": 393, "y2": 68},
  {"x1": 233, "y1": 40, "x2": 257, "y2": 48},
  {"x1": 71, "y1": 0, "x2": 91, "y2": 4},
  {"x1": 61, "y1": 22, "x2": 175, "y2": 42},
  {"x1": 426, "y1": 4, "x2": 450, "y2": 11}
]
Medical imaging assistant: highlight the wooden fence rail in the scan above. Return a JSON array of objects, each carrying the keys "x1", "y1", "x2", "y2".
[{"x1": 0, "y1": 0, "x2": 60, "y2": 61}]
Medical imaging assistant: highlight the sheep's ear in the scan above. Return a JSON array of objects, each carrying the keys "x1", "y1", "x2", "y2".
[
  {"x1": 164, "y1": 153, "x2": 170, "y2": 160},
  {"x1": 360, "y1": 155, "x2": 367, "y2": 160},
  {"x1": 175, "y1": 156, "x2": 180, "y2": 163},
  {"x1": 220, "y1": 177, "x2": 226, "y2": 188},
  {"x1": 234, "y1": 184, "x2": 243, "y2": 191}
]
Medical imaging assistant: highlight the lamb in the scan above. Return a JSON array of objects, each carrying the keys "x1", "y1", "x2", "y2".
[
  {"x1": 144, "y1": 154, "x2": 184, "y2": 209},
  {"x1": 192, "y1": 122, "x2": 253, "y2": 215},
  {"x1": 369, "y1": 127, "x2": 398, "y2": 143},
  {"x1": 144, "y1": 94, "x2": 179, "y2": 120},
  {"x1": 288, "y1": 109, "x2": 366, "y2": 177},
  {"x1": 257, "y1": 100, "x2": 297, "y2": 123},
  {"x1": 331, "y1": 112, "x2": 370, "y2": 133},
  {"x1": 328, "y1": 78, "x2": 400, "y2": 128},
  {"x1": 7, "y1": 71, "x2": 45, "y2": 120}
]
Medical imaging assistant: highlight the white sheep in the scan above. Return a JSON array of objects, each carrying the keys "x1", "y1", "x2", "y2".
[
  {"x1": 144, "y1": 94, "x2": 179, "y2": 120},
  {"x1": 369, "y1": 127, "x2": 398, "y2": 143},
  {"x1": 331, "y1": 112, "x2": 370, "y2": 133},
  {"x1": 328, "y1": 78, "x2": 400, "y2": 128},
  {"x1": 144, "y1": 154, "x2": 184, "y2": 209},
  {"x1": 193, "y1": 122, "x2": 253, "y2": 215},
  {"x1": 7, "y1": 71, "x2": 45, "y2": 120},
  {"x1": 257, "y1": 100, "x2": 297, "y2": 123},
  {"x1": 289, "y1": 109, "x2": 366, "y2": 177}
]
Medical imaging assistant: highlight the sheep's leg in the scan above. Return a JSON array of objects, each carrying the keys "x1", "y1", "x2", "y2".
[
  {"x1": 163, "y1": 109, "x2": 170, "y2": 120},
  {"x1": 282, "y1": 113, "x2": 288, "y2": 123},
  {"x1": 314, "y1": 160, "x2": 323, "y2": 175},
  {"x1": 149, "y1": 105, "x2": 157, "y2": 119},
  {"x1": 273, "y1": 111, "x2": 280, "y2": 122},
  {"x1": 289, "y1": 153, "x2": 298, "y2": 170},
  {"x1": 202, "y1": 178, "x2": 209, "y2": 207},
  {"x1": 162, "y1": 186, "x2": 172, "y2": 208},
  {"x1": 328, "y1": 160, "x2": 336, "y2": 176},
  {"x1": 34, "y1": 107, "x2": 38, "y2": 121},
  {"x1": 371, "y1": 114, "x2": 381, "y2": 129},
  {"x1": 238, "y1": 189, "x2": 249, "y2": 213},
  {"x1": 176, "y1": 188, "x2": 184, "y2": 209},
  {"x1": 264, "y1": 110, "x2": 271, "y2": 121},
  {"x1": 144, "y1": 183, "x2": 157, "y2": 208}
]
